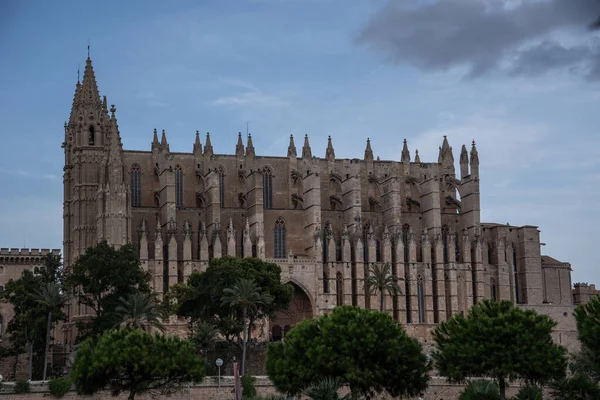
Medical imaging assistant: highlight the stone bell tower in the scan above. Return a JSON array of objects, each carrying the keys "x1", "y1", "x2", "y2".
[{"x1": 63, "y1": 55, "x2": 130, "y2": 268}]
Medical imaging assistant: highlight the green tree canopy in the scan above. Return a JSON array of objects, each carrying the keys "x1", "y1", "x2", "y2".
[
  {"x1": 574, "y1": 295, "x2": 600, "y2": 375},
  {"x1": 178, "y1": 256, "x2": 292, "y2": 344},
  {"x1": 0, "y1": 253, "x2": 65, "y2": 380},
  {"x1": 113, "y1": 292, "x2": 165, "y2": 332},
  {"x1": 63, "y1": 241, "x2": 151, "y2": 340},
  {"x1": 266, "y1": 306, "x2": 430, "y2": 398},
  {"x1": 71, "y1": 328, "x2": 205, "y2": 400},
  {"x1": 432, "y1": 300, "x2": 567, "y2": 400}
]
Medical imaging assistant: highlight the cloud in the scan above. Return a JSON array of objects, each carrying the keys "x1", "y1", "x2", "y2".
[
  {"x1": 356, "y1": 0, "x2": 600, "y2": 79},
  {"x1": 211, "y1": 80, "x2": 290, "y2": 107}
]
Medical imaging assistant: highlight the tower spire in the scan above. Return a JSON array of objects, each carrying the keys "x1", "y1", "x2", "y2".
[
  {"x1": 414, "y1": 149, "x2": 421, "y2": 163},
  {"x1": 438, "y1": 135, "x2": 454, "y2": 164},
  {"x1": 287, "y1": 134, "x2": 297, "y2": 158},
  {"x1": 302, "y1": 134, "x2": 312, "y2": 160},
  {"x1": 470, "y1": 140, "x2": 479, "y2": 178},
  {"x1": 326, "y1": 135, "x2": 335, "y2": 160},
  {"x1": 401, "y1": 139, "x2": 410, "y2": 163},
  {"x1": 460, "y1": 144, "x2": 469, "y2": 178}
]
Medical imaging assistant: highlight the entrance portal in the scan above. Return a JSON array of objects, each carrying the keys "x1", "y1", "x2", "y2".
[{"x1": 270, "y1": 283, "x2": 313, "y2": 341}]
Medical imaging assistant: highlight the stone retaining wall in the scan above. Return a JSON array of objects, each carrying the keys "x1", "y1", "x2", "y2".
[{"x1": 0, "y1": 376, "x2": 525, "y2": 400}]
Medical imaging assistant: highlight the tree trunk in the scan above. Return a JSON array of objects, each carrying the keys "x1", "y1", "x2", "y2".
[
  {"x1": 12, "y1": 352, "x2": 19, "y2": 378},
  {"x1": 499, "y1": 377, "x2": 506, "y2": 400},
  {"x1": 241, "y1": 308, "x2": 248, "y2": 377},
  {"x1": 128, "y1": 388, "x2": 136, "y2": 400},
  {"x1": 27, "y1": 340, "x2": 34, "y2": 381},
  {"x1": 43, "y1": 310, "x2": 52, "y2": 380},
  {"x1": 379, "y1": 291, "x2": 384, "y2": 311}
]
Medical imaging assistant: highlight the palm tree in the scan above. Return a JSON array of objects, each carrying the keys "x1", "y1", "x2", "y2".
[
  {"x1": 363, "y1": 263, "x2": 401, "y2": 311},
  {"x1": 222, "y1": 278, "x2": 273, "y2": 376},
  {"x1": 459, "y1": 380, "x2": 500, "y2": 400},
  {"x1": 191, "y1": 320, "x2": 220, "y2": 357},
  {"x1": 113, "y1": 292, "x2": 165, "y2": 332},
  {"x1": 34, "y1": 282, "x2": 67, "y2": 381}
]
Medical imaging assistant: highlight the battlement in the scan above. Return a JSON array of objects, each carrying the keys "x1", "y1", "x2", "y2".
[{"x1": 0, "y1": 248, "x2": 61, "y2": 257}]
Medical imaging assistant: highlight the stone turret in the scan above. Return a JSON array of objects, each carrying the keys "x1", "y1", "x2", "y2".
[{"x1": 326, "y1": 135, "x2": 335, "y2": 161}]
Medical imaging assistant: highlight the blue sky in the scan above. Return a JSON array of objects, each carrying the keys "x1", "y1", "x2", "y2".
[{"x1": 0, "y1": 0, "x2": 599, "y2": 285}]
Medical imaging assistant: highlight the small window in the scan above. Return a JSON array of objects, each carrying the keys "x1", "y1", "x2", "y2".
[{"x1": 491, "y1": 278, "x2": 497, "y2": 301}]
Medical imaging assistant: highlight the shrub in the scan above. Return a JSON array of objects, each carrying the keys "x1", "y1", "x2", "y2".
[
  {"x1": 14, "y1": 379, "x2": 31, "y2": 394},
  {"x1": 242, "y1": 374, "x2": 257, "y2": 398},
  {"x1": 512, "y1": 385, "x2": 543, "y2": 400},
  {"x1": 459, "y1": 380, "x2": 500, "y2": 400},
  {"x1": 49, "y1": 377, "x2": 72, "y2": 398}
]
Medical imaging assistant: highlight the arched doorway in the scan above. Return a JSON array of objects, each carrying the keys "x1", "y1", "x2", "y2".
[{"x1": 270, "y1": 282, "x2": 313, "y2": 341}]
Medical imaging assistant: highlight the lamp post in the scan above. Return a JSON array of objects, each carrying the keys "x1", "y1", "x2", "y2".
[{"x1": 216, "y1": 358, "x2": 223, "y2": 400}]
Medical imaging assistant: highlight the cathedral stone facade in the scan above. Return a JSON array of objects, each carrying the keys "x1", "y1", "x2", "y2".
[{"x1": 61, "y1": 56, "x2": 579, "y2": 348}]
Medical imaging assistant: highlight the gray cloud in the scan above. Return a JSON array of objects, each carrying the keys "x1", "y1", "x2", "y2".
[{"x1": 356, "y1": 0, "x2": 600, "y2": 79}]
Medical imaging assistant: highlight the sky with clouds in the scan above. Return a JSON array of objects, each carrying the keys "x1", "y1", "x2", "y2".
[{"x1": 0, "y1": 0, "x2": 599, "y2": 285}]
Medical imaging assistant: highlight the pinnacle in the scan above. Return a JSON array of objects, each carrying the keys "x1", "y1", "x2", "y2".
[
  {"x1": 288, "y1": 134, "x2": 297, "y2": 158},
  {"x1": 302, "y1": 134, "x2": 312, "y2": 159},
  {"x1": 326, "y1": 135, "x2": 335, "y2": 159},
  {"x1": 401, "y1": 138, "x2": 410, "y2": 163}
]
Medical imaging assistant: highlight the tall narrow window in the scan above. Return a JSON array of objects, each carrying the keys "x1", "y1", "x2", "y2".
[
  {"x1": 488, "y1": 244, "x2": 494, "y2": 264},
  {"x1": 175, "y1": 165, "x2": 183, "y2": 209},
  {"x1": 442, "y1": 225, "x2": 449, "y2": 263},
  {"x1": 219, "y1": 168, "x2": 225, "y2": 208},
  {"x1": 263, "y1": 169, "x2": 273, "y2": 209},
  {"x1": 336, "y1": 272, "x2": 343, "y2": 306},
  {"x1": 513, "y1": 245, "x2": 520, "y2": 303},
  {"x1": 88, "y1": 125, "x2": 95, "y2": 146},
  {"x1": 363, "y1": 225, "x2": 369, "y2": 262},
  {"x1": 376, "y1": 239, "x2": 381, "y2": 262},
  {"x1": 273, "y1": 217, "x2": 286, "y2": 258},
  {"x1": 402, "y1": 224, "x2": 410, "y2": 263},
  {"x1": 417, "y1": 274, "x2": 425, "y2": 323},
  {"x1": 323, "y1": 271, "x2": 329, "y2": 293},
  {"x1": 491, "y1": 278, "x2": 497, "y2": 301},
  {"x1": 130, "y1": 165, "x2": 141, "y2": 207}
]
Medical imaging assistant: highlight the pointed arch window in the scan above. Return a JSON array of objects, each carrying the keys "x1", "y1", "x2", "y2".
[
  {"x1": 175, "y1": 165, "x2": 183, "y2": 209},
  {"x1": 273, "y1": 217, "x2": 286, "y2": 259},
  {"x1": 402, "y1": 224, "x2": 411, "y2": 263},
  {"x1": 491, "y1": 277, "x2": 497, "y2": 301},
  {"x1": 219, "y1": 168, "x2": 225, "y2": 208},
  {"x1": 336, "y1": 272, "x2": 343, "y2": 306},
  {"x1": 263, "y1": 168, "x2": 273, "y2": 209},
  {"x1": 88, "y1": 125, "x2": 95, "y2": 146},
  {"x1": 130, "y1": 165, "x2": 141, "y2": 207},
  {"x1": 417, "y1": 274, "x2": 425, "y2": 323}
]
